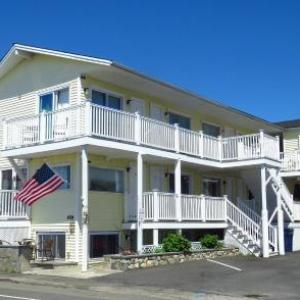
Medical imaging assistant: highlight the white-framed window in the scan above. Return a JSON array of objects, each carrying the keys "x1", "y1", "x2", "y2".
[
  {"x1": 89, "y1": 232, "x2": 119, "y2": 258},
  {"x1": 39, "y1": 87, "x2": 70, "y2": 112},
  {"x1": 202, "y1": 122, "x2": 221, "y2": 137},
  {"x1": 37, "y1": 232, "x2": 66, "y2": 259},
  {"x1": 89, "y1": 167, "x2": 124, "y2": 192},
  {"x1": 52, "y1": 165, "x2": 71, "y2": 190},
  {"x1": 1, "y1": 169, "x2": 13, "y2": 190},
  {"x1": 91, "y1": 89, "x2": 122, "y2": 110},
  {"x1": 168, "y1": 112, "x2": 191, "y2": 129}
]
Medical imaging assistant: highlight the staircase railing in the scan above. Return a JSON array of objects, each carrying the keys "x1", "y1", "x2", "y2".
[{"x1": 237, "y1": 199, "x2": 261, "y2": 224}]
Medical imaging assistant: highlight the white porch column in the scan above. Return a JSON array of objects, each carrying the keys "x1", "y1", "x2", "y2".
[
  {"x1": 153, "y1": 229, "x2": 159, "y2": 246},
  {"x1": 175, "y1": 159, "x2": 182, "y2": 222},
  {"x1": 81, "y1": 147, "x2": 89, "y2": 271},
  {"x1": 277, "y1": 189, "x2": 285, "y2": 255},
  {"x1": 260, "y1": 165, "x2": 269, "y2": 258},
  {"x1": 136, "y1": 153, "x2": 143, "y2": 253}
]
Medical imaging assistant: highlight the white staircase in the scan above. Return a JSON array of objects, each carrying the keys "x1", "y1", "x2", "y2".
[{"x1": 226, "y1": 199, "x2": 277, "y2": 256}]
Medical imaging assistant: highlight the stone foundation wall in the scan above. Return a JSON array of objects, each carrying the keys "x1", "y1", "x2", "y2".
[
  {"x1": 0, "y1": 246, "x2": 32, "y2": 273},
  {"x1": 105, "y1": 248, "x2": 240, "y2": 271}
]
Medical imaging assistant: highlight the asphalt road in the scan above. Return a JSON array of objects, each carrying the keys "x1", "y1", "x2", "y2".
[{"x1": 98, "y1": 252, "x2": 300, "y2": 300}]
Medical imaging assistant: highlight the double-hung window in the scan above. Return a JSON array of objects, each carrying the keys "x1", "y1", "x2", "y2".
[
  {"x1": 89, "y1": 167, "x2": 124, "y2": 192},
  {"x1": 39, "y1": 88, "x2": 70, "y2": 112},
  {"x1": 1, "y1": 170, "x2": 13, "y2": 190},
  {"x1": 168, "y1": 112, "x2": 191, "y2": 129},
  {"x1": 52, "y1": 165, "x2": 71, "y2": 189},
  {"x1": 91, "y1": 90, "x2": 122, "y2": 110}
]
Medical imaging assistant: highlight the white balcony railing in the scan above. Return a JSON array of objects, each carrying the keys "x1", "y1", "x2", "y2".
[
  {"x1": 2, "y1": 102, "x2": 280, "y2": 162},
  {"x1": 281, "y1": 150, "x2": 300, "y2": 172},
  {"x1": 142, "y1": 192, "x2": 226, "y2": 222},
  {"x1": 0, "y1": 190, "x2": 29, "y2": 219}
]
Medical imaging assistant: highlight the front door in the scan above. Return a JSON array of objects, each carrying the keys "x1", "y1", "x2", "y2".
[
  {"x1": 39, "y1": 93, "x2": 54, "y2": 140},
  {"x1": 130, "y1": 98, "x2": 145, "y2": 115},
  {"x1": 39, "y1": 93, "x2": 53, "y2": 113},
  {"x1": 203, "y1": 178, "x2": 221, "y2": 197},
  {"x1": 150, "y1": 104, "x2": 164, "y2": 121},
  {"x1": 150, "y1": 166, "x2": 164, "y2": 191}
]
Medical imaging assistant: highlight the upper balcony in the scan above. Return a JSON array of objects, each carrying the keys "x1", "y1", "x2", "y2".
[
  {"x1": 1, "y1": 102, "x2": 281, "y2": 166},
  {"x1": 280, "y1": 150, "x2": 300, "y2": 176}
]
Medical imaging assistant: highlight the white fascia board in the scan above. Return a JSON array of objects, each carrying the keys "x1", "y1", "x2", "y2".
[
  {"x1": 280, "y1": 171, "x2": 300, "y2": 177},
  {"x1": 123, "y1": 222, "x2": 228, "y2": 230},
  {"x1": 0, "y1": 220, "x2": 30, "y2": 227}
]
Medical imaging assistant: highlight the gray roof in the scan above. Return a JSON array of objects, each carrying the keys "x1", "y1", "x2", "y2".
[{"x1": 275, "y1": 119, "x2": 300, "y2": 129}]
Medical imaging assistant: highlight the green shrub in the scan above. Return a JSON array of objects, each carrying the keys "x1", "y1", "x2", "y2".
[
  {"x1": 162, "y1": 233, "x2": 191, "y2": 253},
  {"x1": 200, "y1": 234, "x2": 222, "y2": 249}
]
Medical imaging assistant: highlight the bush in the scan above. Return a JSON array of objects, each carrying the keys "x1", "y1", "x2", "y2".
[
  {"x1": 200, "y1": 234, "x2": 222, "y2": 249},
  {"x1": 162, "y1": 233, "x2": 191, "y2": 253}
]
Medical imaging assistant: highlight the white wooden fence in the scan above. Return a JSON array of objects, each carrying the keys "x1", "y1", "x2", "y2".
[
  {"x1": 2, "y1": 102, "x2": 280, "y2": 163},
  {"x1": 281, "y1": 150, "x2": 300, "y2": 172}
]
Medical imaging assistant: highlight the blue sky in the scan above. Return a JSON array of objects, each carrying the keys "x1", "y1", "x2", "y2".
[{"x1": 1, "y1": 0, "x2": 300, "y2": 122}]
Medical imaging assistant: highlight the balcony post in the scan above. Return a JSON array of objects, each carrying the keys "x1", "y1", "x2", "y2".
[
  {"x1": 174, "y1": 123, "x2": 180, "y2": 153},
  {"x1": 260, "y1": 130, "x2": 265, "y2": 158},
  {"x1": 85, "y1": 101, "x2": 92, "y2": 136},
  {"x1": 175, "y1": 159, "x2": 182, "y2": 221},
  {"x1": 153, "y1": 229, "x2": 159, "y2": 246},
  {"x1": 218, "y1": 135, "x2": 223, "y2": 161},
  {"x1": 80, "y1": 146, "x2": 89, "y2": 271},
  {"x1": 223, "y1": 195, "x2": 228, "y2": 221},
  {"x1": 136, "y1": 153, "x2": 143, "y2": 253},
  {"x1": 153, "y1": 190, "x2": 159, "y2": 222},
  {"x1": 40, "y1": 111, "x2": 46, "y2": 143},
  {"x1": 199, "y1": 130, "x2": 203, "y2": 158},
  {"x1": 277, "y1": 189, "x2": 285, "y2": 255},
  {"x1": 135, "y1": 112, "x2": 141, "y2": 145},
  {"x1": 260, "y1": 165, "x2": 269, "y2": 258},
  {"x1": 200, "y1": 194, "x2": 206, "y2": 222}
]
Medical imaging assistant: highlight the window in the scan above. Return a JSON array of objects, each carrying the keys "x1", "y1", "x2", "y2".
[
  {"x1": 169, "y1": 112, "x2": 191, "y2": 129},
  {"x1": 91, "y1": 90, "x2": 122, "y2": 110},
  {"x1": 89, "y1": 167, "x2": 124, "y2": 192},
  {"x1": 16, "y1": 168, "x2": 27, "y2": 190},
  {"x1": 39, "y1": 88, "x2": 70, "y2": 112},
  {"x1": 37, "y1": 232, "x2": 66, "y2": 259},
  {"x1": 203, "y1": 178, "x2": 221, "y2": 197},
  {"x1": 1, "y1": 170, "x2": 13, "y2": 190},
  {"x1": 202, "y1": 123, "x2": 221, "y2": 137},
  {"x1": 90, "y1": 233, "x2": 119, "y2": 258},
  {"x1": 56, "y1": 88, "x2": 69, "y2": 109},
  {"x1": 169, "y1": 174, "x2": 190, "y2": 194},
  {"x1": 52, "y1": 166, "x2": 71, "y2": 189}
]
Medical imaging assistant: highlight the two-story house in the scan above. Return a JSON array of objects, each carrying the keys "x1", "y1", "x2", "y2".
[{"x1": 0, "y1": 44, "x2": 296, "y2": 271}]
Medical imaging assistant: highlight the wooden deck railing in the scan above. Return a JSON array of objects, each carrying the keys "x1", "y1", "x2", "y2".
[{"x1": 2, "y1": 102, "x2": 280, "y2": 162}]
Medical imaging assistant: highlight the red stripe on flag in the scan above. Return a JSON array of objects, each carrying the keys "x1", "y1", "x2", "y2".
[
  {"x1": 15, "y1": 179, "x2": 38, "y2": 201},
  {"x1": 26, "y1": 177, "x2": 64, "y2": 206}
]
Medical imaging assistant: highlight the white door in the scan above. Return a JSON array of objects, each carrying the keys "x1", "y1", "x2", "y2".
[
  {"x1": 130, "y1": 98, "x2": 145, "y2": 115},
  {"x1": 150, "y1": 104, "x2": 164, "y2": 121},
  {"x1": 126, "y1": 163, "x2": 137, "y2": 220},
  {"x1": 150, "y1": 166, "x2": 164, "y2": 191}
]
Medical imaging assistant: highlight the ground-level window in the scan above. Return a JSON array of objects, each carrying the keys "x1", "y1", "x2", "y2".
[
  {"x1": 89, "y1": 233, "x2": 119, "y2": 258},
  {"x1": 37, "y1": 232, "x2": 66, "y2": 259},
  {"x1": 1, "y1": 170, "x2": 13, "y2": 190},
  {"x1": 89, "y1": 167, "x2": 124, "y2": 192}
]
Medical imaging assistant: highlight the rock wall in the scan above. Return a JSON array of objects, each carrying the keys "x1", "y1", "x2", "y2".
[{"x1": 105, "y1": 248, "x2": 240, "y2": 271}]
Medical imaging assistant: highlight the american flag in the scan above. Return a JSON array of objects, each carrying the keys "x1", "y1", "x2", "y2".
[{"x1": 15, "y1": 163, "x2": 64, "y2": 206}]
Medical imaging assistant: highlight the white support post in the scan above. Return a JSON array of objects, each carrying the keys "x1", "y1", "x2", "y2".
[
  {"x1": 40, "y1": 111, "x2": 46, "y2": 143},
  {"x1": 153, "y1": 190, "x2": 159, "y2": 222},
  {"x1": 175, "y1": 159, "x2": 182, "y2": 222},
  {"x1": 8, "y1": 158, "x2": 26, "y2": 187},
  {"x1": 135, "y1": 112, "x2": 141, "y2": 145},
  {"x1": 260, "y1": 130, "x2": 265, "y2": 158},
  {"x1": 201, "y1": 194, "x2": 206, "y2": 222},
  {"x1": 174, "y1": 124, "x2": 180, "y2": 153},
  {"x1": 224, "y1": 195, "x2": 228, "y2": 221},
  {"x1": 81, "y1": 147, "x2": 89, "y2": 272},
  {"x1": 218, "y1": 135, "x2": 222, "y2": 161},
  {"x1": 261, "y1": 165, "x2": 269, "y2": 258},
  {"x1": 136, "y1": 153, "x2": 143, "y2": 253},
  {"x1": 85, "y1": 101, "x2": 92, "y2": 136},
  {"x1": 153, "y1": 229, "x2": 159, "y2": 246},
  {"x1": 277, "y1": 189, "x2": 285, "y2": 255},
  {"x1": 199, "y1": 130, "x2": 204, "y2": 158}
]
